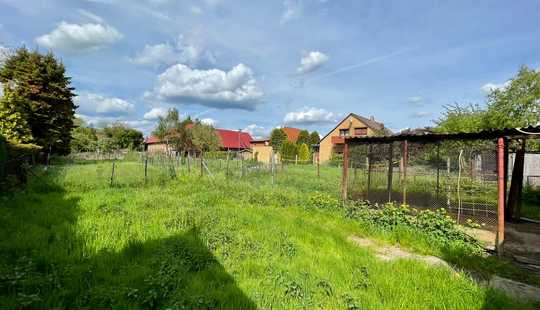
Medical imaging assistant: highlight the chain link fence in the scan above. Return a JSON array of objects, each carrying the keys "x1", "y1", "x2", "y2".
[{"x1": 347, "y1": 140, "x2": 499, "y2": 229}]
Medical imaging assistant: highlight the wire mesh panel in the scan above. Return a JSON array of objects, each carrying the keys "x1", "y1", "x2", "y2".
[{"x1": 348, "y1": 139, "x2": 499, "y2": 229}]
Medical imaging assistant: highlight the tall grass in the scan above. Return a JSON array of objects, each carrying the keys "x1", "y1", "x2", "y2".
[{"x1": 0, "y1": 160, "x2": 536, "y2": 309}]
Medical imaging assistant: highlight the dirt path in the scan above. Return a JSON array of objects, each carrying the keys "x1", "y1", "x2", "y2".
[{"x1": 348, "y1": 235, "x2": 540, "y2": 302}]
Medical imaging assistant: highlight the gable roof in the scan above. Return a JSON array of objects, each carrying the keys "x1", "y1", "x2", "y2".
[
  {"x1": 320, "y1": 113, "x2": 392, "y2": 142},
  {"x1": 216, "y1": 129, "x2": 253, "y2": 149},
  {"x1": 145, "y1": 128, "x2": 253, "y2": 149},
  {"x1": 282, "y1": 127, "x2": 301, "y2": 143}
]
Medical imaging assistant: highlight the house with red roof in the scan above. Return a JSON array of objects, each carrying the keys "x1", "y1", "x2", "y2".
[{"x1": 145, "y1": 127, "x2": 253, "y2": 154}]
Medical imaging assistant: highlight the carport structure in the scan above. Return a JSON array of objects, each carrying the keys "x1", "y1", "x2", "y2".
[{"x1": 340, "y1": 126, "x2": 540, "y2": 255}]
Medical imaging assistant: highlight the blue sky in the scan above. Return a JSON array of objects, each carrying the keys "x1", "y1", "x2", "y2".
[{"x1": 1, "y1": 0, "x2": 539, "y2": 137}]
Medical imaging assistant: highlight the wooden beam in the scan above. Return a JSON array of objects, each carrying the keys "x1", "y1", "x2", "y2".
[
  {"x1": 497, "y1": 137, "x2": 506, "y2": 256},
  {"x1": 341, "y1": 143, "x2": 349, "y2": 201}
]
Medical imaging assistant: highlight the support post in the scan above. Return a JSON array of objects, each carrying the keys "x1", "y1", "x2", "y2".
[
  {"x1": 387, "y1": 143, "x2": 394, "y2": 202},
  {"x1": 436, "y1": 144, "x2": 440, "y2": 196},
  {"x1": 341, "y1": 142, "x2": 349, "y2": 201},
  {"x1": 226, "y1": 151, "x2": 230, "y2": 177},
  {"x1": 187, "y1": 153, "x2": 191, "y2": 174},
  {"x1": 497, "y1": 137, "x2": 506, "y2": 256},
  {"x1": 367, "y1": 145, "x2": 372, "y2": 199},
  {"x1": 402, "y1": 140, "x2": 408, "y2": 205},
  {"x1": 110, "y1": 160, "x2": 115, "y2": 187},
  {"x1": 200, "y1": 151, "x2": 204, "y2": 177},
  {"x1": 144, "y1": 157, "x2": 148, "y2": 184},
  {"x1": 317, "y1": 152, "x2": 320, "y2": 178},
  {"x1": 295, "y1": 154, "x2": 298, "y2": 165}
]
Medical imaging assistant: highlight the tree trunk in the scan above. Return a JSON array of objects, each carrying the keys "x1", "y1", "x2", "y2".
[{"x1": 506, "y1": 139, "x2": 526, "y2": 221}]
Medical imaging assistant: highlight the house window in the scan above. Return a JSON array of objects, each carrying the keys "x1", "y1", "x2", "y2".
[
  {"x1": 354, "y1": 127, "x2": 368, "y2": 136},
  {"x1": 339, "y1": 129, "x2": 350, "y2": 137}
]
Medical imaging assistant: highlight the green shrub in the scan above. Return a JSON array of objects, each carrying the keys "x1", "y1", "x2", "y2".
[
  {"x1": 0, "y1": 135, "x2": 6, "y2": 182},
  {"x1": 345, "y1": 202, "x2": 481, "y2": 251},
  {"x1": 308, "y1": 192, "x2": 341, "y2": 209}
]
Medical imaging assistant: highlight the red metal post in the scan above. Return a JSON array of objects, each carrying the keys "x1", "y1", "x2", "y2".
[
  {"x1": 497, "y1": 137, "x2": 505, "y2": 255},
  {"x1": 341, "y1": 143, "x2": 350, "y2": 201}
]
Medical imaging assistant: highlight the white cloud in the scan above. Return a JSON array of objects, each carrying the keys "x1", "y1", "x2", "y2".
[
  {"x1": 147, "y1": 63, "x2": 264, "y2": 110},
  {"x1": 36, "y1": 21, "x2": 122, "y2": 53},
  {"x1": 244, "y1": 124, "x2": 269, "y2": 139},
  {"x1": 284, "y1": 107, "x2": 337, "y2": 125},
  {"x1": 75, "y1": 92, "x2": 135, "y2": 116},
  {"x1": 130, "y1": 35, "x2": 205, "y2": 67},
  {"x1": 143, "y1": 107, "x2": 168, "y2": 120},
  {"x1": 481, "y1": 81, "x2": 510, "y2": 93},
  {"x1": 281, "y1": 0, "x2": 303, "y2": 24},
  {"x1": 407, "y1": 96, "x2": 422, "y2": 104},
  {"x1": 297, "y1": 51, "x2": 329, "y2": 74},
  {"x1": 76, "y1": 113, "x2": 155, "y2": 133},
  {"x1": 200, "y1": 118, "x2": 216, "y2": 126},
  {"x1": 411, "y1": 111, "x2": 432, "y2": 118}
]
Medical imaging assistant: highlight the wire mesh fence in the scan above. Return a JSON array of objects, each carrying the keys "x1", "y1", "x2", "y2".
[{"x1": 347, "y1": 140, "x2": 500, "y2": 229}]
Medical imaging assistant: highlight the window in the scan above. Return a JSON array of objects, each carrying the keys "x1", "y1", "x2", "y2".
[
  {"x1": 354, "y1": 127, "x2": 368, "y2": 136},
  {"x1": 339, "y1": 129, "x2": 349, "y2": 137}
]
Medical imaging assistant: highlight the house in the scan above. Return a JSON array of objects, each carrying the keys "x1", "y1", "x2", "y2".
[
  {"x1": 281, "y1": 127, "x2": 301, "y2": 143},
  {"x1": 318, "y1": 113, "x2": 391, "y2": 163},
  {"x1": 251, "y1": 138, "x2": 274, "y2": 163},
  {"x1": 144, "y1": 128, "x2": 253, "y2": 154}
]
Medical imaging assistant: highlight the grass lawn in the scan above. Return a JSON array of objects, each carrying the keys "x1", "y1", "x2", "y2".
[{"x1": 0, "y1": 160, "x2": 537, "y2": 309}]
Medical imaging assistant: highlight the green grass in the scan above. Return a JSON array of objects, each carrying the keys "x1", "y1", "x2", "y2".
[{"x1": 0, "y1": 160, "x2": 537, "y2": 309}]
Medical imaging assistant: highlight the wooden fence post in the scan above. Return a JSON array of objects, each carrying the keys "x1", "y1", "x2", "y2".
[
  {"x1": 317, "y1": 152, "x2": 320, "y2": 178},
  {"x1": 367, "y1": 145, "x2": 372, "y2": 199},
  {"x1": 110, "y1": 160, "x2": 115, "y2": 187},
  {"x1": 200, "y1": 151, "x2": 204, "y2": 177},
  {"x1": 226, "y1": 151, "x2": 230, "y2": 177},
  {"x1": 387, "y1": 142, "x2": 394, "y2": 202},
  {"x1": 187, "y1": 153, "x2": 191, "y2": 174},
  {"x1": 402, "y1": 140, "x2": 408, "y2": 205},
  {"x1": 144, "y1": 157, "x2": 148, "y2": 184},
  {"x1": 497, "y1": 137, "x2": 506, "y2": 256},
  {"x1": 341, "y1": 142, "x2": 349, "y2": 201}
]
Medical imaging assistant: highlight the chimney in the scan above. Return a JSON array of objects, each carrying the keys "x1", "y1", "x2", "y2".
[{"x1": 370, "y1": 115, "x2": 375, "y2": 121}]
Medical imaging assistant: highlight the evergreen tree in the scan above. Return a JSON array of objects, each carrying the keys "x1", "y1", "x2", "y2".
[
  {"x1": 269, "y1": 128, "x2": 287, "y2": 150},
  {"x1": 0, "y1": 47, "x2": 76, "y2": 154},
  {"x1": 309, "y1": 131, "x2": 320, "y2": 145},
  {"x1": 297, "y1": 130, "x2": 310, "y2": 145},
  {"x1": 298, "y1": 143, "x2": 311, "y2": 163},
  {"x1": 280, "y1": 140, "x2": 297, "y2": 160}
]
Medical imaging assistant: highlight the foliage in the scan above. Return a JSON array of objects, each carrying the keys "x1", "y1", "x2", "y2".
[
  {"x1": 297, "y1": 130, "x2": 310, "y2": 146},
  {"x1": 269, "y1": 128, "x2": 287, "y2": 150},
  {"x1": 70, "y1": 118, "x2": 98, "y2": 152},
  {"x1": 309, "y1": 131, "x2": 320, "y2": 146},
  {"x1": 484, "y1": 66, "x2": 540, "y2": 129},
  {"x1": 0, "y1": 162, "x2": 536, "y2": 308},
  {"x1": 345, "y1": 202, "x2": 481, "y2": 251},
  {"x1": 0, "y1": 135, "x2": 6, "y2": 182},
  {"x1": 190, "y1": 123, "x2": 220, "y2": 152},
  {"x1": 0, "y1": 47, "x2": 76, "y2": 154},
  {"x1": 435, "y1": 103, "x2": 486, "y2": 133},
  {"x1": 101, "y1": 123, "x2": 144, "y2": 150},
  {"x1": 297, "y1": 143, "x2": 311, "y2": 163},
  {"x1": 280, "y1": 140, "x2": 297, "y2": 160}
]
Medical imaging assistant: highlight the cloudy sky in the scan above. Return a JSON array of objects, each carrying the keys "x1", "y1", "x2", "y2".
[{"x1": 1, "y1": 0, "x2": 539, "y2": 137}]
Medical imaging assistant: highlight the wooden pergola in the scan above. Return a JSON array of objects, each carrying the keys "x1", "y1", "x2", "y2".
[{"x1": 340, "y1": 125, "x2": 540, "y2": 255}]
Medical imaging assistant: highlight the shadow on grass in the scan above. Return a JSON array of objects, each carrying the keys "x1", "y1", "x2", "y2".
[{"x1": 0, "y1": 169, "x2": 255, "y2": 309}]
